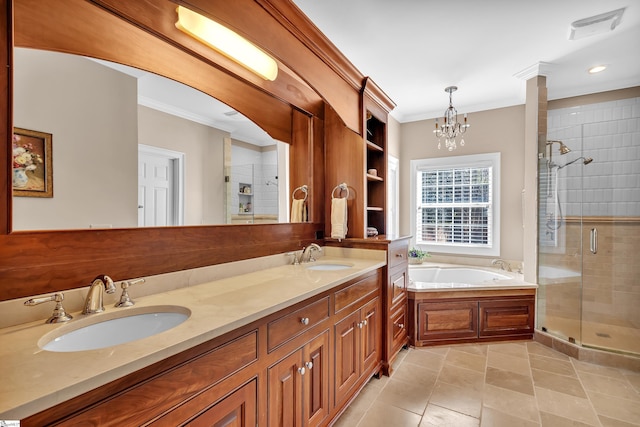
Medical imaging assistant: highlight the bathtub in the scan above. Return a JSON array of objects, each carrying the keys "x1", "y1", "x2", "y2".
[{"x1": 407, "y1": 264, "x2": 536, "y2": 291}]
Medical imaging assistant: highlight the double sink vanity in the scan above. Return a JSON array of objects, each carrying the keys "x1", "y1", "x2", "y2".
[{"x1": 0, "y1": 247, "x2": 397, "y2": 425}]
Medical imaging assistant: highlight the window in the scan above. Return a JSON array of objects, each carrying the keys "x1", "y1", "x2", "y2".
[{"x1": 410, "y1": 153, "x2": 500, "y2": 256}]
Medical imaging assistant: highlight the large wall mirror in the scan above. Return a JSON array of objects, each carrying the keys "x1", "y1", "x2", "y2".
[{"x1": 13, "y1": 48, "x2": 290, "y2": 230}]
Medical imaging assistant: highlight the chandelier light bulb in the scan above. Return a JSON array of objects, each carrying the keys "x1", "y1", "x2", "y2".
[{"x1": 433, "y1": 86, "x2": 469, "y2": 150}]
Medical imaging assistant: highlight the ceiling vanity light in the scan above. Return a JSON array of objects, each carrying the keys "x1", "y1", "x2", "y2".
[
  {"x1": 588, "y1": 65, "x2": 607, "y2": 74},
  {"x1": 433, "y1": 86, "x2": 470, "y2": 151},
  {"x1": 175, "y1": 5, "x2": 278, "y2": 81}
]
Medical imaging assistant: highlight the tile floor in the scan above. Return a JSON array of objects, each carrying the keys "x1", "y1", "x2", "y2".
[{"x1": 334, "y1": 341, "x2": 640, "y2": 427}]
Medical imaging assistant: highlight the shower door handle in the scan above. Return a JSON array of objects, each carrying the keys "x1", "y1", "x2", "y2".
[{"x1": 590, "y1": 228, "x2": 597, "y2": 254}]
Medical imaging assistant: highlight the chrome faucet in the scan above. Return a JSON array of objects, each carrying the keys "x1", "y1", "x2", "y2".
[
  {"x1": 82, "y1": 274, "x2": 116, "y2": 314},
  {"x1": 301, "y1": 243, "x2": 322, "y2": 263},
  {"x1": 491, "y1": 259, "x2": 512, "y2": 272}
]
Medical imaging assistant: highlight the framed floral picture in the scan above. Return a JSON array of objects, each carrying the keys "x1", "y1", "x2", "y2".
[{"x1": 12, "y1": 127, "x2": 53, "y2": 197}]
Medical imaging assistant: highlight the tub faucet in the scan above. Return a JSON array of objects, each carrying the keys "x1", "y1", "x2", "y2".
[
  {"x1": 301, "y1": 243, "x2": 322, "y2": 263},
  {"x1": 491, "y1": 259, "x2": 512, "y2": 272},
  {"x1": 82, "y1": 274, "x2": 116, "y2": 314}
]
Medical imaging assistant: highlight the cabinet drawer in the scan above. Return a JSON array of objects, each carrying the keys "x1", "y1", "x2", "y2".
[
  {"x1": 387, "y1": 240, "x2": 409, "y2": 269},
  {"x1": 334, "y1": 271, "x2": 381, "y2": 314},
  {"x1": 268, "y1": 297, "x2": 330, "y2": 351},
  {"x1": 389, "y1": 266, "x2": 407, "y2": 308}
]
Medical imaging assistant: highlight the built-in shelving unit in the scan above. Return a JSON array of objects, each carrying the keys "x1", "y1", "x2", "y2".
[{"x1": 364, "y1": 107, "x2": 387, "y2": 236}]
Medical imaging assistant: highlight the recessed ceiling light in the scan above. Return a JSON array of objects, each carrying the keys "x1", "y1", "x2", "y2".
[{"x1": 588, "y1": 65, "x2": 607, "y2": 74}]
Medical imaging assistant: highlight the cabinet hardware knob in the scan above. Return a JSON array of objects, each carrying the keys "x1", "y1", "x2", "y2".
[
  {"x1": 362, "y1": 319, "x2": 368, "y2": 326},
  {"x1": 397, "y1": 323, "x2": 404, "y2": 329},
  {"x1": 300, "y1": 317, "x2": 310, "y2": 325},
  {"x1": 305, "y1": 361, "x2": 313, "y2": 370},
  {"x1": 396, "y1": 253, "x2": 404, "y2": 258},
  {"x1": 298, "y1": 367, "x2": 306, "y2": 375}
]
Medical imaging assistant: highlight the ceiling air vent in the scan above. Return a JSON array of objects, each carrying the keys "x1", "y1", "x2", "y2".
[{"x1": 569, "y1": 8, "x2": 625, "y2": 40}]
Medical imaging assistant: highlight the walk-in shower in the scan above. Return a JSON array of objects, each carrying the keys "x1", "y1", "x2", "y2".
[{"x1": 537, "y1": 103, "x2": 640, "y2": 357}]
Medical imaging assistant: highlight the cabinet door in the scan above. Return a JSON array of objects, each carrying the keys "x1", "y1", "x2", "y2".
[
  {"x1": 418, "y1": 301, "x2": 478, "y2": 341},
  {"x1": 334, "y1": 309, "x2": 360, "y2": 404},
  {"x1": 389, "y1": 267, "x2": 407, "y2": 307},
  {"x1": 185, "y1": 380, "x2": 256, "y2": 427},
  {"x1": 360, "y1": 297, "x2": 380, "y2": 375},
  {"x1": 268, "y1": 350, "x2": 304, "y2": 427},
  {"x1": 390, "y1": 302, "x2": 408, "y2": 355},
  {"x1": 479, "y1": 298, "x2": 534, "y2": 337},
  {"x1": 303, "y1": 331, "x2": 330, "y2": 427}
]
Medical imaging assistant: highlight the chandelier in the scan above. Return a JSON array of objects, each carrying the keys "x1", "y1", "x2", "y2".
[{"x1": 434, "y1": 86, "x2": 470, "y2": 151}]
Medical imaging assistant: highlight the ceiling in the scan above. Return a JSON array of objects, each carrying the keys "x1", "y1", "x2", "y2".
[{"x1": 292, "y1": 0, "x2": 640, "y2": 123}]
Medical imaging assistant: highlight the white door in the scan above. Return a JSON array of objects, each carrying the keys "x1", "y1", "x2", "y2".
[{"x1": 138, "y1": 146, "x2": 183, "y2": 227}]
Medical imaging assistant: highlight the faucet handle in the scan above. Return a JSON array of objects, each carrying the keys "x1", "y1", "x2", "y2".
[
  {"x1": 24, "y1": 292, "x2": 73, "y2": 324},
  {"x1": 115, "y1": 278, "x2": 145, "y2": 308}
]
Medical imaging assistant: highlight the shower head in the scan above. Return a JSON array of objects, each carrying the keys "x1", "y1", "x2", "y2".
[
  {"x1": 558, "y1": 156, "x2": 593, "y2": 169},
  {"x1": 546, "y1": 140, "x2": 571, "y2": 155}
]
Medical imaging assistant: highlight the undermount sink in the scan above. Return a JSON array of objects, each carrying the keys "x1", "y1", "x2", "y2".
[
  {"x1": 39, "y1": 305, "x2": 191, "y2": 352},
  {"x1": 306, "y1": 263, "x2": 353, "y2": 271}
]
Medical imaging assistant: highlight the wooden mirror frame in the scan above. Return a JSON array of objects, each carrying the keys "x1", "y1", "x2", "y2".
[{"x1": 0, "y1": 0, "x2": 367, "y2": 301}]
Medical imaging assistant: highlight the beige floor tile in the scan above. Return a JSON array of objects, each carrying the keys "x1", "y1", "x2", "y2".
[
  {"x1": 539, "y1": 411, "x2": 598, "y2": 427},
  {"x1": 482, "y1": 384, "x2": 539, "y2": 423},
  {"x1": 480, "y1": 406, "x2": 541, "y2": 427},
  {"x1": 392, "y1": 357, "x2": 441, "y2": 386},
  {"x1": 444, "y1": 349, "x2": 487, "y2": 373},
  {"x1": 357, "y1": 400, "x2": 422, "y2": 427},
  {"x1": 437, "y1": 363, "x2": 485, "y2": 393},
  {"x1": 527, "y1": 341, "x2": 571, "y2": 361},
  {"x1": 598, "y1": 414, "x2": 640, "y2": 427},
  {"x1": 487, "y1": 350, "x2": 532, "y2": 375},
  {"x1": 421, "y1": 346, "x2": 450, "y2": 356},
  {"x1": 572, "y1": 359, "x2": 628, "y2": 381},
  {"x1": 420, "y1": 404, "x2": 480, "y2": 427},
  {"x1": 332, "y1": 405, "x2": 365, "y2": 427},
  {"x1": 535, "y1": 386, "x2": 600, "y2": 426},
  {"x1": 454, "y1": 344, "x2": 489, "y2": 356},
  {"x1": 578, "y1": 370, "x2": 640, "y2": 401},
  {"x1": 586, "y1": 390, "x2": 640, "y2": 425},
  {"x1": 485, "y1": 366, "x2": 535, "y2": 395},
  {"x1": 530, "y1": 354, "x2": 578, "y2": 377},
  {"x1": 623, "y1": 371, "x2": 640, "y2": 394},
  {"x1": 488, "y1": 341, "x2": 529, "y2": 359},
  {"x1": 531, "y1": 368, "x2": 588, "y2": 398},
  {"x1": 376, "y1": 377, "x2": 435, "y2": 415},
  {"x1": 429, "y1": 381, "x2": 483, "y2": 418},
  {"x1": 404, "y1": 348, "x2": 446, "y2": 373}
]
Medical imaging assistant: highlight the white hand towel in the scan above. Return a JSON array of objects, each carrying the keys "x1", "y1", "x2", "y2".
[
  {"x1": 331, "y1": 197, "x2": 348, "y2": 240},
  {"x1": 291, "y1": 198, "x2": 306, "y2": 223}
]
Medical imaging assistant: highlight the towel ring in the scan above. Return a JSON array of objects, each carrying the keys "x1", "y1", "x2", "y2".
[
  {"x1": 292, "y1": 185, "x2": 308, "y2": 201},
  {"x1": 331, "y1": 183, "x2": 349, "y2": 200}
]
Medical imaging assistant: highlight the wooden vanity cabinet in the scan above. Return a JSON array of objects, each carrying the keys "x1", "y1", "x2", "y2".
[{"x1": 24, "y1": 269, "x2": 384, "y2": 427}]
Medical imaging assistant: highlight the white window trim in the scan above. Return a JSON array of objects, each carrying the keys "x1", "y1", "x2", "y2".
[{"x1": 410, "y1": 152, "x2": 500, "y2": 257}]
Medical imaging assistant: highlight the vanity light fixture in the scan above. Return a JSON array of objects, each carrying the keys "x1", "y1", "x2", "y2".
[
  {"x1": 433, "y1": 86, "x2": 470, "y2": 151},
  {"x1": 175, "y1": 5, "x2": 278, "y2": 81},
  {"x1": 588, "y1": 65, "x2": 607, "y2": 74}
]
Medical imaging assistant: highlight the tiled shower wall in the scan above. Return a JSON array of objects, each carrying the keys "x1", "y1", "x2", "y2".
[{"x1": 547, "y1": 97, "x2": 640, "y2": 217}]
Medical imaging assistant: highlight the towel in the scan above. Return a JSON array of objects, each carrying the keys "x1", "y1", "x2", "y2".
[
  {"x1": 291, "y1": 198, "x2": 307, "y2": 223},
  {"x1": 331, "y1": 197, "x2": 348, "y2": 240}
]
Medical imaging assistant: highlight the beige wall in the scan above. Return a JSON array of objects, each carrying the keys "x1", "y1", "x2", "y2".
[
  {"x1": 138, "y1": 106, "x2": 227, "y2": 225},
  {"x1": 13, "y1": 49, "x2": 138, "y2": 230},
  {"x1": 399, "y1": 105, "x2": 526, "y2": 263}
]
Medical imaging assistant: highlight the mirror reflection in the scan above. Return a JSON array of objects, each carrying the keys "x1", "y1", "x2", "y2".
[{"x1": 12, "y1": 48, "x2": 289, "y2": 230}]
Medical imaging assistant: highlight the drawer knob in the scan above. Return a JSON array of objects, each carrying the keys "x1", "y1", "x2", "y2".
[
  {"x1": 397, "y1": 323, "x2": 404, "y2": 329},
  {"x1": 300, "y1": 317, "x2": 310, "y2": 325},
  {"x1": 298, "y1": 367, "x2": 306, "y2": 375},
  {"x1": 396, "y1": 253, "x2": 404, "y2": 258},
  {"x1": 305, "y1": 361, "x2": 313, "y2": 370}
]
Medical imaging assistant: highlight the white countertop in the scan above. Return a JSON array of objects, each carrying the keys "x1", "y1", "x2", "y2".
[{"x1": 0, "y1": 252, "x2": 385, "y2": 420}]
